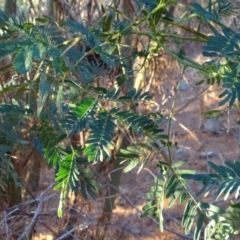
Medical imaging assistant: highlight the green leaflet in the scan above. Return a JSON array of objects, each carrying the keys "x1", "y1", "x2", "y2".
[
  {"x1": 84, "y1": 111, "x2": 116, "y2": 162},
  {"x1": 72, "y1": 97, "x2": 97, "y2": 118},
  {"x1": 194, "y1": 214, "x2": 204, "y2": 240},
  {"x1": 13, "y1": 47, "x2": 33, "y2": 74},
  {"x1": 56, "y1": 85, "x2": 64, "y2": 118},
  {"x1": 37, "y1": 74, "x2": 51, "y2": 116}
]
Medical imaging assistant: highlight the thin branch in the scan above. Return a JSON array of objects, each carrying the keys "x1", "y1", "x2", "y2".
[
  {"x1": 17, "y1": 200, "x2": 43, "y2": 240},
  {"x1": 57, "y1": 220, "x2": 93, "y2": 240}
]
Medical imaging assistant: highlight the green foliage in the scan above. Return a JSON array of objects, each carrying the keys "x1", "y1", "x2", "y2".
[
  {"x1": 0, "y1": 0, "x2": 240, "y2": 238},
  {"x1": 0, "y1": 101, "x2": 30, "y2": 191},
  {"x1": 185, "y1": 1, "x2": 240, "y2": 109},
  {"x1": 140, "y1": 159, "x2": 240, "y2": 239},
  {"x1": 181, "y1": 160, "x2": 240, "y2": 239},
  {"x1": 202, "y1": 25, "x2": 240, "y2": 107},
  {"x1": 182, "y1": 160, "x2": 240, "y2": 201},
  {"x1": 84, "y1": 111, "x2": 116, "y2": 162}
]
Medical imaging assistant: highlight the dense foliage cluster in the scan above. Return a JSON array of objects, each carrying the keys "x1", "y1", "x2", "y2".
[{"x1": 1, "y1": 0, "x2": 240, "y2": 239}]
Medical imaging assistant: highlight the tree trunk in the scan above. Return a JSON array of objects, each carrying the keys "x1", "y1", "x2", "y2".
[
  {"x1": 4, "y1": 0, "x2": 16, "y2": 16},
  {"x1": 2, "y1": 148, "x2": 41, "y2": 239},
  {"x1": 45, "y1": 0, "x2": 54, "y2": 19}
]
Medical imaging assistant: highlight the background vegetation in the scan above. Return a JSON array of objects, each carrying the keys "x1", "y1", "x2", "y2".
[{"x1": 1, "y1": 0, "x2": 240, "y2": 239}]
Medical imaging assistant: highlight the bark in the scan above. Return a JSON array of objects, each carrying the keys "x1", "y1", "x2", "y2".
[
  {"x1": 4, "y1": 0, "x2": 16, "y2": 16},
  {"x1": 2, "y1": 148, "x2": 41, "y2": 239},
  {"x1": 45, "y1": 0, "x2": 54, "y2": 19}
]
